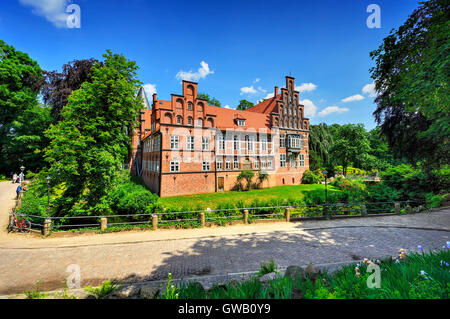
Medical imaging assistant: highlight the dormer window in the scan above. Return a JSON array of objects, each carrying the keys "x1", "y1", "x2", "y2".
[{"x1": 237, "y1": 119, "x2": 246, "y2": 126}]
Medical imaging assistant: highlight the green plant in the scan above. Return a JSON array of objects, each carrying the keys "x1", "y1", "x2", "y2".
[
  {"x1": 24, "y1": 281, "x2": 48, "y2": 299},
  {"x1": 84, "y1": 280, "x2": 120, "y2": 299},
  {"x1": 302, "y1": 170, "x2": 320, "y2": 184},
  {"x1": 158, "y1": 273, "x2": 179, "y2": 299},
  {"x1": 257, "y1": 259, "x2": 278, "y2": 277},
  {"x1": 237, "y1": 170, "x2": 255, "y2": 191}
]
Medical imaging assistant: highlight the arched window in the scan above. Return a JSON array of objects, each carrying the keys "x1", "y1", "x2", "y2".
[
  {"x1": 187, "y1": 102, "x2": 193, "y2": 110},
  {"x1": 188, "y1": 116, "x2": 193, "y2": 125},
  {"x1": 177, "y1": 116, "x2": 182, "y2": 124},
  {"x1": 197, "y1": 118, "x2": 203, "y2": 126},
  {"x1": 176, "y1": 99, "x2": 183, "y2": 109},
  {"x1": 186, "y1": 85, "x2": 194, "y2": 96},
  {"x1": 164, "y1": 113, "x2": 172, "y2": 124}
]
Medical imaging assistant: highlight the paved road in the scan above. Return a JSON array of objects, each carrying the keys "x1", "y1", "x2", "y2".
[{"x1": 0, "y1": 196, "x2": 448, "y2": 294}]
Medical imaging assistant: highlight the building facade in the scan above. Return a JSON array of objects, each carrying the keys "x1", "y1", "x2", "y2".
[{"x1": 131, "y1": 76, "x2": 310, "y2": 197}]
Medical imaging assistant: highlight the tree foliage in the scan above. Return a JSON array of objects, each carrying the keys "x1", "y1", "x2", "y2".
[
  {"x1": 0, "y1": 40, "x2": 44, "y2": 174},
  {"x1": 308, "y1": 123, "x2": 333, "y2": 169},
  {"x1": 44, "y1": 50, "x2": 142, "y2": 216},
  {"x1": 236, "y1": 99, "x2": 254, "y2": 110},
  {"x1": 41, "y1": 58, "x2": 99, "y2": 121},
  {"x1": 197, "y1": 92, "x2": 221, "y2": 107},
  {"x1": 370, "y1": 0, "x2": 450, "y2": 168},
  {"x1": 329, "y1": 124, "x2": 370, "y2": 176}
]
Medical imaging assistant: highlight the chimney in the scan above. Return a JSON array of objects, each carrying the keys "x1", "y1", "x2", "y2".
[
  {"x1": 274, "y1": 86, "x2": 278, "y2": 98},
  {"x1": 152, "y1": 93, "x2": 157, "y2": 103}
]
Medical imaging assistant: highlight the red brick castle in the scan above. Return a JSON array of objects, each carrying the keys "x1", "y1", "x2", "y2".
[{"x1": 130, "y1": 76, "x2": 309, "y2": 197}]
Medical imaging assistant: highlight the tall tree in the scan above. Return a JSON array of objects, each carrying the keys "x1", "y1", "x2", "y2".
[
  {"x1": 0, "y1": 40, "x2": 43, "y2": 174},
  {"x1": 236, "y1": 99, "x2": 254, "y2": 110},
  {"x1": 370, "y1": 0, "x2": 449, "y2": 168},
  {"x1": 329, "y1": 124, "x2": 370, "y2": 176},
  {"x1": 41, "y1": 58, "x2": 99, "y2": 121},
  {"x1": 197, "y1": 92, "x2": 221, "y2": 107},
  {"x1": 44, "y1": 50, "x2": 142, "y2": 216},
  {"x1": 308, "y1": 123, "x2": 334, "y2": 169}
]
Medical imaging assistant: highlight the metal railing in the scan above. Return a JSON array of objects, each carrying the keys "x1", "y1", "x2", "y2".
[{"x1": 11, "y1": 200, "x2": 426, "y2": 236}]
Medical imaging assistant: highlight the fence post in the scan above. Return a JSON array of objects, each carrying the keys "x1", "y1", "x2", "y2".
[
  {"x1": 43, "y1": 219, "x2": 52, "y2": 236},
  {"x1": 284, "y1": 207, "x2": 291, "y2": 222},
  {"x1": 152, "y1": 214, "x2": 158, "y2": 230},
  {"x1": 405, "y1": 205, "x2": 412, "y2": 214},
  {"x1": 100, "y1": 217, "x2": 107, "y2": 231},
  {"x1": 361, "y1": 205, "x2": 367, "y2": 217},
  {"x1": 394, "y1": 203, "x2": 400, "y2": 214},
  {"x1": 243, "y1": 209, "x2": 249, "y2": 224},
  {"x1": 200, "y1": 212, "x2": 205, "y2": 227}
]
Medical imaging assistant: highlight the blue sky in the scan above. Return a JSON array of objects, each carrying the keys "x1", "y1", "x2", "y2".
[{"x1": 1, "y1": 0, "x2": 420, "y2": 129}]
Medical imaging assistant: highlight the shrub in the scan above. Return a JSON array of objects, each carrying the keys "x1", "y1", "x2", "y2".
[
  {"x1": 256, "y1": 169, "x2": 269, "y2": 188},
  {"x1": 237, "y1": 170, "x2": 255, "y2": 191},
  {"x1": 302, "y1": 170, "x2": 320, "y2": 184},
  {"x1": 425, "y1": 193, "x2": 447, "y2": 208}
]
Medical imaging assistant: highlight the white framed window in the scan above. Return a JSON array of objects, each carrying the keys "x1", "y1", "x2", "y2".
[
  {"x1": 225, "y1": 160, "x2": 231, "y2": 170},
  {"x1": 280, "y1": 134, "x2": 286, "y2": 148},
  {"x1": 233, "y1": 157, "x2": 239, "y2": 170},
  {"x1": 233, "y1": 135, "x2": 239, "y2": 150},
  {"x1": 202, "y1": 161, "x2": 210, "y2": 171},
  {"x1": 170, "y1": 135, "x2": 179, "y2": 150},
  {"x1": 261, "y1": 136, "x2": 267, "y2": 151},
  {"x1": 177, "y1": 116, "x2": 182, "y2": 124},
  {"x1": 216, "y1": 159, "x2": 223, "y2": 171},
  {"x1": 202, "y1": 137, "x2": 210, "y2": 150},
  {"x1": 187, "y1": 136, "x2": 194, "y2": 150},
  {"x1": 237, "y1": 119, "x2": 245, "y2": 126},
  {"x1": 289, "y1": 154, "x2": 296, "y2": 167},
  {"x1": 268, "y1": 158, "x2": 273, "y2": 169},
  {"x1": 197, "y1": 118, "x2": 203, "y2": 126},
  {"x1": 261, "y1": 158, "x2": 266, "y2": 169},
  {"x1": 188, "y1": 117, "x2": 193, "y2": 125},
  {"x1": 170, "y1": 161, "x2": 179, "y2": 172},
  {"x1": 254, "y1": 159, "x2": 259, "y2": 169},
  {"x1": 280, "y1": 154, "x2": 286, "y2": 168},
  {"x1": 217, "y1": 134, "x2": 225, "y2": 150},
  {"x1": 299, "y1": 154, "x2": 305, "y2": 167},
  {"x1": 187, "y1": 102, "x2": 193, "y2": 110}
]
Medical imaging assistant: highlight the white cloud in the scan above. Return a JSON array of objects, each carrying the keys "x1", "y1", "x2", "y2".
[
  {"x1": 224, "y1": 104, "x2": 230, "y2": 109},
  {"x1": 254, "y1": 78, "x2": 260, "y2": 83},
  {"x1": 318, "y1": 106, "x2": 349, "y2": 117},
  {"x1": 362, "y1": 83, "x2": 377, "y2": 98},
  {"x1": 240, "y1": 85, "x2": 266, "y2": 96},
  {"x1": 295, "y1": 83, "x2": 317, "y2": 93},
  {"x1": 341, "y1": 94, "x2": 365, "y2": 103},
  {"x1": 143, "y1": 83, "x2": 157, "y2": 97},
  {"x1": 175, "y1": 61, "x2": 214, "y2": 82},
  {"x1": 300, "y1": 99, "x2": 318, "y2": 118},
  {"x1": 19, "y1": 0, "x2": 70, "y2": 28}
]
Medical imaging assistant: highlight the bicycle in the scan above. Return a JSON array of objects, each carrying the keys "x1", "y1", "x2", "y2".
[{"x1": 8, "y1": 210, "x2": 31, "y2": 233}]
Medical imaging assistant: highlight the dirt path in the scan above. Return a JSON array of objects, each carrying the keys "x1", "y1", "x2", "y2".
[{"x1": 0, "y1": 181, "x2": 18, "y2": 237}]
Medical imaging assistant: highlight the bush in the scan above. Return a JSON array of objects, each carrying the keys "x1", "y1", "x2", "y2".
[
  {"x1": 237, "y1": 170, "x2": 255, "y2": 191},
  {"x1": 302, "y1": 170, "x2": 320, "y2": 184},
  {"x1": 425, "y1": 193, "x2": 447, "y2": 208}
]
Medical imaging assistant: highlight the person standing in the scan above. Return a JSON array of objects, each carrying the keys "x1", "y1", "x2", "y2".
[
  {"x1": 12, "y1": 173, "x2": 17, "y2": 183},
  {"x1": 16, "y1": 184, "x2": 22, "y2": 199},
  {"x1": 18, "y1": 172, "x2": 24, "y2": 183}
]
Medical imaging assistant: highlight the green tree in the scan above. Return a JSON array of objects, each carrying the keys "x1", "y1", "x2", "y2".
[
  {"x1": 370, "y1": 0, "x2": 450, "y2": 168},
  {"x1": 197, "y1": 92, "x2": 221, "y2": 107},
  {"x1": 4, "y1": 104, "x2": 52, "y2": 173},
  {"x1": 0, "y1": 40, "x2": 43, "y2": 174},
  {"x1": 329, "y1": 124, "x2": 370, "y2": 176},
  {"x1": 44, "y1": 50, "x2": 142, "y2": 216},
  {"x1": 308, "y1": 123, "x2": 334, "y2": 169},
  {"x1": 236, "y1": 99, "x2": 254, "y2": 110}
]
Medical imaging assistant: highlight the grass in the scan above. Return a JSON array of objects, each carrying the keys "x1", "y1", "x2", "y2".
[
  {"x1": 158, "y1": 248, "x2": 450, "y2": 299},
  {"x1": 24, "y1": 281, "x2": 48, "y2": 299},
  {"x1": 158, "y1": 184, "x2": 341, "y2": 210},
  {"x1": 84, "y1": 280, "x2": 120, "y2": 299}
]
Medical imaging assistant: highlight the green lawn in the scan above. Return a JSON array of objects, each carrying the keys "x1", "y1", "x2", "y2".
[{"x1": 158, "y1": 184, "x2": 341, "y2": 210}]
